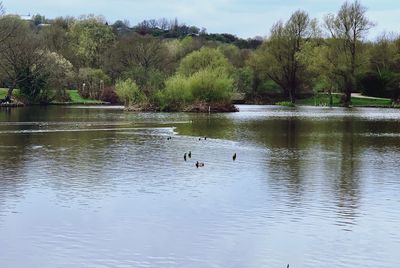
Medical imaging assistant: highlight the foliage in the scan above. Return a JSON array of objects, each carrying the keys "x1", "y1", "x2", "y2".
[
  {"x1": 359, "y1": 71, "x2": 400, "y2": 99},
  {"x1": 69, "y1": 16, "x2": 115, "y2": 68},
  {"x1": 156, "y1": 68, "x2": 234, "y2": 111},
  {"x1": 234, "y1": 67, "x2": 254, "y2": 95},
  {"x1": 115, "y1": 79, "x2": 145, "y2": 106},
  {"x1": 78, "y1": 68, "x2": 110, "y2": 99},
  {"x1": 324, "y1": 0, "x2": 374, "y2": 106},
  {"x1": 189, "y1": 69, "x2": 234, "y2": 102},
  {"x1": 41, "y1": 51, "x2": 74, "y2": 102},
  {"x1": 100, "y1": 86, "x2": 120, "y2": 104},
  {"x1": 177, "y1": 47, "x2": 232, "y2": 76},
  {"x1": 122, "y1": 66, "x2": 165, "y2": 96},
  {"x1": 0, "y1": 1, "x2": 399, "y2": 109},
  {"x1": 275, "y1": 101, "x2": 296, "y2": 107},
  {"x1": 155, "y1": 75, "x2": 193, "y2": 111}
]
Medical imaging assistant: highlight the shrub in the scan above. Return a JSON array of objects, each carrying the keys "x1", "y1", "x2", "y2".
[
  {"x1": 189, "y1": 69, "x2": 233, "y2": 103},
  {"x1": 78, "y1": 68, "x2": 110, "y2": 99},
  {"x1": 359, "y1": 71, "x2": 400, "y2": 99},
  {"x1": 115, "y1": 79, "x2": 145, "y2": 107},
  {"x1": 123, "y1": 67, "x2": 165, "y2": 96},
  {"x1": 156, "y1": 69, "x2": 234, "y2": 111},
  {"x1": 155, "y1": 75, "x2": 193, "y2": 111},
  {"x1": 100, "y1": 86, "x2": 120, "y2": 104}
]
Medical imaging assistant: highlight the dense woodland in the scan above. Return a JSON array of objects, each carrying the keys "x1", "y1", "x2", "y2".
[{"x1": 0, "y1": 0, "x2": 399, "y2": 110}]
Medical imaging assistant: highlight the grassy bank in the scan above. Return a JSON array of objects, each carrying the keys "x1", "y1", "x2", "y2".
[
  {"x1": 0, "y1": 88, "x2": 7, "y2": 99},
  {"x1": 66, "y1": 90, "x2": 107, "y2": 104},
  {"x1": 295, "y1": 94, "x2": 393, "y2": 107},
  {"x1": 1, "y1": 88, "x2": 108, "y2": 105}
]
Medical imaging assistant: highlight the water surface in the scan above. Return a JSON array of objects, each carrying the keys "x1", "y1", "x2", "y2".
[{"x1": 0, "y1": 105, "x2": 399, "y2": 267}]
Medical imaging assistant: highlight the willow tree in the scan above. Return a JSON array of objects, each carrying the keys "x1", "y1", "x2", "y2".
[
  {"x1": 250, "y1": 10, "x2": 313, "y2": 103},
  {"x1": 324, "y1": 0, "x2": 374, "y2": 106}
]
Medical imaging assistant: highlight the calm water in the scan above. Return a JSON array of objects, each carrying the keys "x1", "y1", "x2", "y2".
[{"x1": 0, "y1": 105, "x2": 399, "y2": 268}]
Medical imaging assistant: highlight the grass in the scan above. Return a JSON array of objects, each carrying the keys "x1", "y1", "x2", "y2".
[
  {"x1": 275, "y1": 101, "x2": 296, "y2": 107},
  {"x1": 66, "y1": 90, "x2": 105, "y2": 104},
  {"x1": 351, "y1": 97, "x2": 392, "y2": 106},
  {"x1": 0, "y1": 88, "x2": 10, "y2": 99},
  {"x1": 0, "y1": 88, "x2": 22, "y2": 99},
  {"x1": 296, "y1": 93, "x2": 393, "y2": 107},
  {"x1": 1, "y1": 88, "x2": 106, "y2": 104}
]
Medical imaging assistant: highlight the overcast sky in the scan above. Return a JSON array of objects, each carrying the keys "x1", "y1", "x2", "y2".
[{"x1": 3, "y1": 0, "x2": 399, "y2": 39}]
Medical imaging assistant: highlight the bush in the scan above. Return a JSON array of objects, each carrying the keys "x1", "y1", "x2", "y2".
[
  {"x1": 359, "y1": 71, "x2": 400, "y2": 99},
  {"x1": 189, "y1": 69, "x2": 233, "y2": 103},
  {"x1": 78, "y1": 68, "x2": 111, "y2": 99},
  {"x1": 123, "y1": 67, "x2": 165, "y2": 96},
  {"x1": 100, "y1": 86, "x2": 120, "y2": 104},
  {"x1": 156, "y1": 69, "x2": 234, "y2": 111},
  {"x1": 115, "y1": 79, "x2": 145, "y2": 106},
  {"x1": 155, "y1": 75, "x2": 193, "y2": 111}
]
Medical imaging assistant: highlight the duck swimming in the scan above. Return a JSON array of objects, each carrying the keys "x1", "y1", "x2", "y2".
[
  {"x1": 188, "y1": 151, "x2": 191, "y2": 158},
  {"x1": 184, "y1": 153, "x2": 187, "y2": 161},
  {"x1": 196, "y1": 161, "x2": 204, "y2": 168},
  {"x1": 233, "y1": 153, "x2": 237, "y2": 161}
]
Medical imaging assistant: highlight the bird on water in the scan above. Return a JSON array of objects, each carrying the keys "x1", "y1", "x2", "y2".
[
  {"x1": 196, "y1": 161, "x2": 204, "y2": 168},
  {"x1": 184, "y1": 153, "x2": 187, "y2": 161},
  {"x1": 233, "y1": 153, "x2": 237, "y2": 161},
  {"x1": 188, "y1": 151, "x2": 191, "y2": 158}
]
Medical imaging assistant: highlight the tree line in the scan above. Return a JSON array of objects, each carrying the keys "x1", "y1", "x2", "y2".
[{"x1": 0, "y1": 0, "x2": 399, "y2": 109}]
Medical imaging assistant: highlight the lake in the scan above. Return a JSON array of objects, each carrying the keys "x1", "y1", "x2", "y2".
[{"x1": 0, "y1": 105, "x2": 399, "y2": 268}]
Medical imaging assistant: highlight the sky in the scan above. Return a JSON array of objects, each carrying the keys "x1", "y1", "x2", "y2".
[{"x1": 2, "y1": 0, "x2": 400, "y2": 39}]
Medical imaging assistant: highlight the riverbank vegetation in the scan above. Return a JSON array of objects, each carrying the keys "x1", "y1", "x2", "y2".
[{"x1": 1, "y1": 0, "x2": 400, "y2": 110}]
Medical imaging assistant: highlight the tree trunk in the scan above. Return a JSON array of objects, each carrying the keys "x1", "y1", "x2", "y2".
[
  {"x1": 7, "y1": 87, "x2": 14, "y2": 98},
  {"x1": 343, "y1": 79, "x2": 353, "y2": 107}
]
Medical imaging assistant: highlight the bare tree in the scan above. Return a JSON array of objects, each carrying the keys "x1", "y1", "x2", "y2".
[
  {"x1": 0, "y1": 1, "x2": 4, "y2": 16},
  {"x1": 324, "y1": 0, "x2": 374, "y2": 106}
]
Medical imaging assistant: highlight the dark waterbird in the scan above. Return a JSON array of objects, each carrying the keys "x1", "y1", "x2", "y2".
[
  {"x1": 188, "y1": 151, "x2": 191, "y2": 158},
  {"x1": 233, "y1": 153, "x2": 237, "y2": 161},
  {"x1": 196, "y1": 161, "x2": 204, "y2": 168},
  {"x1": 184, "y1": 153, "x2": 187, "y2": 161}
]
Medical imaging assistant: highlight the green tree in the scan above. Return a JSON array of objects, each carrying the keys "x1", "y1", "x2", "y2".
[
  {"x1": 104, "y1": 34, "x2": 169, "y2": 95},
  {"x1": 78, "y1": 68, "x2": 110, "y2": 99},
  {"x1": 157, "y1": 48, "x2": 234, "y2": 110},
  {"x1": 69, "y1": 16, "x2": 115, "y2": 68},
  {"x1": 324, "y1": 0, "x2": 374, "y2": 106},
  {"x1": 249, "y1": 10, "x2": 313, "y2": 103},
  {"x1": 0, "y1": 16, "x2": 48, "y2": 101},
  {"x1": 177, "y1": 47, "x2": 232, "y2": 76},
  {"x1": 115, "y1": 78, "x2": 145, "y2": 106}
]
